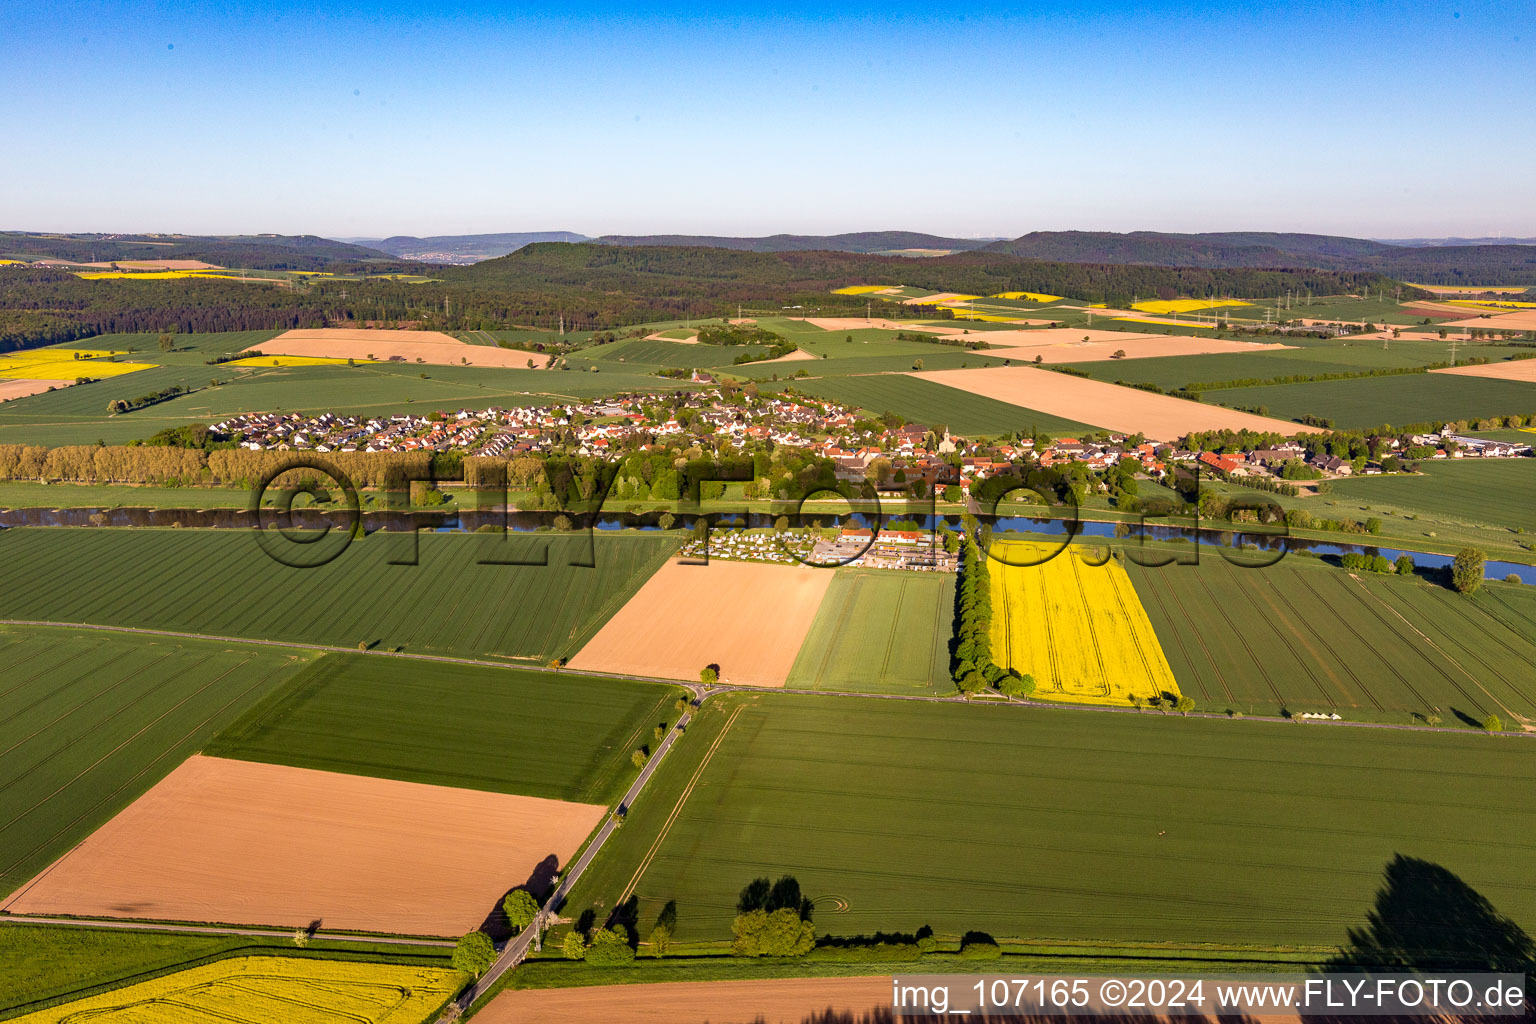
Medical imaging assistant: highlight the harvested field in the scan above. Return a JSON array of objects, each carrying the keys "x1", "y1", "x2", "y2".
[
  {"x1": 253, "y1": 328, "x2": 539, "y2": 367},
  {"x1": 0, "y1": 379, "x2": 70, "y2": 402},
  {"x1": 477, "y1": 976, "x2": 892, "y2": 1024},
  {"x1": 913, "y1": 366, "x2": 1319, "y2": 439},
  {"x1": 975, "y1": 329, "x2": 1292, "y2": 364},
  {"x1": 1433, "y1": 360, "x2": 1536, "y2": 383},
  {"x1": 903, "y1": 291, "x2": 980, "y2": 305},
  {"x1": 568, "y1": 558, "x2": 833, "y2": 687},
  {"x1": 3, "y1": 756, "x2": 606, "y2": 935},
  {"x1": 1454, "y1": 309, "x2": 1536, "y2": 329},
  {"x1": 991, "y1": 540, "x2": 1179, "y2": 705},
  {"x1": 797, "y1": 317, "x2": 956, "y2": 333},
  {"x1": 7, "y1": 956, "x2": 459, "y2": 1024},
  {"x1": 81, "y1": 259, "x2": 223, "y2": 271}
]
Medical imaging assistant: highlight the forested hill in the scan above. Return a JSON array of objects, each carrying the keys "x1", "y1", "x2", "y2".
[
  {"x1": 0, "y1": 232, "x2": 392, "y2": 270},
  {"x1": 0, "y1": 242, "x2": 1424, "y2": 350},
  {"x1": 592, "y1": 231, "x2": 997, "y2": 253},
  {"x1": 450, "y1": 243, "x2": 1417, "y2": 311},
  {"x1": 982, "y1": 231, "x2": 1536, "y2": 285}
]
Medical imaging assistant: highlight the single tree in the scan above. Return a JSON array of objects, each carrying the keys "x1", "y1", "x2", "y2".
[
  {"x1": 452, "y1": 931, "x2": 496, "y2": 977},
  {"x1": 699, "y1": 665, "x2": 718, "y2": 687},
  {"x1": 503, "y1": 889, "x2": 539, "y2": 933},
  {"x1": 631, "y1": 748, "x2": 649, "y2": 768},
  {"x1": 1484, "y1": 714, "x2": 1503, "y2": 733},
  {"x1": 1451, "y1": 547, "x2": 1486, "y2": 594},
  {"x1": 1175, "y1": 695, "x2": 1196, "y2": 715}
]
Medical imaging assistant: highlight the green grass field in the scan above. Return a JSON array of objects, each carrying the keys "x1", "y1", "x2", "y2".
[
  {"x1": 1127, "y1": 556, "x2": 1536, "y2": 723},
  {"x1": 787, "y1": 569, "x2": 954, "y2": 694},
  {"x1": 792, "y1": 374, "x2": 1097, "y2": 437},
  {"x1": 0, "y1": 529, "x2": 677, "y2": 663},
  {"x1": 592, "y1": 338, "x2": 754, "y2": 369},
  {"x1": 1200, "y1": 373, "x2": 1536, "y2": 430},
  {"x1": 0, "y1": 625, "x2": 313, "y2": 899},
  {"x1": 206, "y1": 653, "x2": 684, "y2": 804},
  {"x1": 565, "y1": 692, "x2": 1536, "y2": 950},
  {"x1": 1325, "y1": 459, "x2": 1536, "y2": 535}
]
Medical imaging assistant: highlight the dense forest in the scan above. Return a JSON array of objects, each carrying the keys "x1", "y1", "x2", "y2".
[
  {"x1": 591, "y1": 231, "x2": 995, "y2": 253},
  {"x1": 0, "y1": 232, "x2": 392, "y2": 271},
  {"x1": 982, "y1": 231, "x2": 1536, "y2": 285},
  {"x1": 0, "y1": 242, "x2": 1426, "y2": 349}
]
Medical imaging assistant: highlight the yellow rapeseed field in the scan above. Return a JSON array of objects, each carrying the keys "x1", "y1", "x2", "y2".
[
  {"x1": 947, "y1": 310, "x2": 1025, "y2": 323},
  {"x1": 75, "y1": 269, "x2": 223, "y2": 280},
  {"x1": 1131, "y1": 298, "x2": 1252, "y2": 314},
  {"x1": 992, "y1": 291, "x2": 1064, "y2": 303},
  {"x1": 1113, "y1": 316, "x2": 1217, "y2": 329},
  {"x1": 0, "y1": 350, "x2": 155, "y2": 379},
  {"x1": 990, "y1": 539, "x2": 1179, "y2": 706},
  {"x1": 1408, "y1": 283, "x2": 1530, "y2": 295},
  {"x1": 10, "y1": 956, "x2": 460, "y2": 1024},
  {"x1": 224, "y1": 355, "x2": 372, "y2": 366},
  {"x1": 1445, "y1": 299, "x2": 1536, "y2": 310},
  {"x1": 831, "y1": 284, "x2": 893, "y2": 295}
]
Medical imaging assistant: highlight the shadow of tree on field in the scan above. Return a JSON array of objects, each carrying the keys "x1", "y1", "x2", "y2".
[
  {"x1": 1304, "y1": 854, "x2": 1534, "y2": 1024},
  {"x1": 476, "y1": 853, "x2": 561, "y2": 939}
]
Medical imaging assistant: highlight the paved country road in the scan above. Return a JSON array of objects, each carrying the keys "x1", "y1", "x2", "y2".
[{"x1": 438, "y1": 693, "x2": 699, "y2": 1018}]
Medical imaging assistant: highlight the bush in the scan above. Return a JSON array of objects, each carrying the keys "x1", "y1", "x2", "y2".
[
  {"x1": 959, "y1": 931, "x2": 1002, "y2": 959},
  {"x1": 808, "y1": 941, "x2": 921, "y2": 962},
  {"x1": 1505, "y1": 574, "x2": 1522, "y2": 584},
  {"x1": 732, "y1": 907, "x2": 815, "y2": 956},
  {"x1": 561, "y1": 931, "x2": 587, "y2": 960},
  {"x1": 585, "y1": 926, "x2": 636, "y2": 966},
  {"x1": 452, "y1": 931, "x2": 496, "y2": 977}
]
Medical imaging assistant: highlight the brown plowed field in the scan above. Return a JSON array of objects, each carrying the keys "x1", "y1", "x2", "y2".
[
  {"x1": 568, "y1": 558, "x2": 832, "y2": 687},
  {"x1": 913, "y1": 365, "x2": 1323, "y2": 440},
  {"x1": 476, "y1": 976, "x2": 894, "y2": 1024},
  {"x1": 253, "y1": 328, "x2": 542, "y2": 367},
  {"x1": 2, "y1": 756, "x2": 606, "y2": 936}
]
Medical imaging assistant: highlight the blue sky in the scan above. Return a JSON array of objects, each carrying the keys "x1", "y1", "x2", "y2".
[{"x1": 3, "y1": 1, "x2": 1532, "y2": 238}]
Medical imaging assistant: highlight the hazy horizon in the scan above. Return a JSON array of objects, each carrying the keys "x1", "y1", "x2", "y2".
[{"x1": 5, "y1": 0, "x2": 1533, "y2": 239}]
